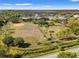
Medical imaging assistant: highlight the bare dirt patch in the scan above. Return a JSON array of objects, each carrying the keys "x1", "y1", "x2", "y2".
[{"x1": 12, "y1": 22, "x2": 45, "y2": 44}]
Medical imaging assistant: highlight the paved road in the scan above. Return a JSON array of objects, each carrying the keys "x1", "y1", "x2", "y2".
[{"x1": 36, "y1": 47, "x2": 79, "y2": 58}]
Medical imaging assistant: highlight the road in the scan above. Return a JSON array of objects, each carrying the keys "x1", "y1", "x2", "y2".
[{"x1": 36, "y1": 47, "x2": 79, "y2": 58}]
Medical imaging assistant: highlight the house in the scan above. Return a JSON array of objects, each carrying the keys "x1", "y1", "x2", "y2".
[{"x1": 73, "y1": 15, "x2": 79, "y2": 18}]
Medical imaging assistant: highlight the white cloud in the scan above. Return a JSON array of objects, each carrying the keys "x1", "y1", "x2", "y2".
[
  {"x1": 70, "y1": 0, "x2": 79, "y2": 2},
  {"x1": 0, "y1": 6, "x2": 53, "y2": 10},
  {"x1": 1, "y1": 4, "x2": 79, "y2": 10},
  {"x1": 0, "y1": 5, "x2": 78, "y2": 10},
  {"x1": 0, "y1": 4, "x2": 53, "y2": 10},
  {"x1": 2, "y1": 3, "x2": 32, "y2": 6},
  {"x1": 15, "y1": 3, "x2": 32, "y2": 6}
]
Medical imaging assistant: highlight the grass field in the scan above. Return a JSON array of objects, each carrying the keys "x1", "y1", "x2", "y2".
[
  {"x1": 40, "y1": 25, "x2": 67, "y2": 39},
  {"x1": 10, "y1": 22, "x2": 68, "y2": 47},
  {"x1": 11, "y1": 22, "x2": 46, "y2": 47}
]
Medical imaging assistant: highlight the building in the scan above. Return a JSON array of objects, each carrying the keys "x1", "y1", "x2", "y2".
[{"x1": 73, "y1": 15, "x2": 79, "y2": 18}]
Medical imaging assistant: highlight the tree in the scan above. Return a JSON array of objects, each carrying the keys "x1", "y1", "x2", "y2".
[
  {"x1": 72, "y1": 27, "x2": 79, "y2": 35},
  {"x1": 56, "y1": 28, "x2": 72, "y2": 39},
  {"x1": 66, "y1": 19, "x2": 79, "y2": 35},
  {"x1": 0, "y1": 15, "x2": 7, "y2": 27},
  {"x1": 54, "y1": 19, "x2": 62, "y2": 23},
  {"x1": 14, "y1": 37, "x2": 31, "y2": 48},
  {"x1": 0, "y1": 11, "x2": 22, "y2": 23},
  {"x1": 67, "y1": 19, "x2": 79, "y2": 28},
  {"x1": 37, "y1": 18, "x2": 49, "y2": 27},
  {"x1": 48, "y1": 21, "x2": 55, "y2": 26},
  {"x1": 8, "y1": 49, "x2": 24, "y2": 58},
  {"x1": 57, "y1": 52, "x2": 77, "y2": 58},
  {"x1": 0, "y1": 41, "x2": 8, "y2": 57},
  {"x1": 3, "y1": 36, "x2": 14, "y2": 47},
  {"x1": 14, "y1": 37, "x2": 24, "y2": 46}
]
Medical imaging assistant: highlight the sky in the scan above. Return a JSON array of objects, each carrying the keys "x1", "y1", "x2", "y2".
[{"x1": 0, "y1": 0, "x2": 79, "y2": 10}]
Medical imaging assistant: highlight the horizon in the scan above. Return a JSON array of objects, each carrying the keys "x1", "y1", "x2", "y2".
[{"x1": 0, "y1": 9, "x2": 79, "y2": 10}]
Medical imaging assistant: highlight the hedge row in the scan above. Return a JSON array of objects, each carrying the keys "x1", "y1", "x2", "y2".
[
  {"x1": 10, "y1": 39, "x2": 79, "y2": 58},
  {"x1": 11, "y1": 45, "x2": 59, "y2": 54},
  {"x1": 60, "y1": 39, "x2": 79, "y2": 48}
]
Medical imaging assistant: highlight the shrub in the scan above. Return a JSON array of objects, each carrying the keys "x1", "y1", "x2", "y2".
[
  {"x1": 67, "y1": 19, "x2": 79, "y2": 28},
  {"x1": 0, "y1": 42, "x2": 8, "y2": 58},
  {"x1": 42, "y1": 41, "x2": 51, "y2": 45},
  {"x1": 72, "y1": 27, "x2": 79, "y2": 35},
  {"x1": 8, "y1": 49, "x2": 24, "y2": 58},
  {"x1": 57, "y1": 52, "x2": 77, "y2": 58},
  {"x1": 14, "y1": 37, "x2": 24, "y2": 46},
  {"x1": 3, "y1": 36, "x2": 14, "y2": 46},
  {"x1": 37, "y1": 42, "x2": 42, "y2": 45},
  {"x1": 56, "y1": 28, "x2": 72, "y2": 39},
  {"x1": 14, "y1": 37, "x2": 31, "y2": 48},
  {"x1": 47, "y1": 38, "x2": 52, "y2": 41}
]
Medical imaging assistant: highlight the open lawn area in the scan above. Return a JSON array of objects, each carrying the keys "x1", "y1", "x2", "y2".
[{"x1": 11, "y1": 22, "x2": 45, "y2": 47}]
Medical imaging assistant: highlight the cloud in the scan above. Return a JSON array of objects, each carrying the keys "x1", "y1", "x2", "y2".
[
  {"x1": 70, "y1": 0, "x2": 79, "y2": 2},
  {"x1": 1, "y1": 3, "x2": 79, "y2": 10},
  {"x1": 0, "y1": 4, "x2": 53, "y2": 10},
  {"x1": 0, "y1": 6, "x2": 79, "y2": 10},
  {"x1": 2, "y1": 3, "x2": 32, "y2": 6},
  {"x1": 15, "y1": 3, "x2": 32, "y2": 6},
  {"x1": 0, "y1": 5, "x2": 53, "y2": 10}
]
